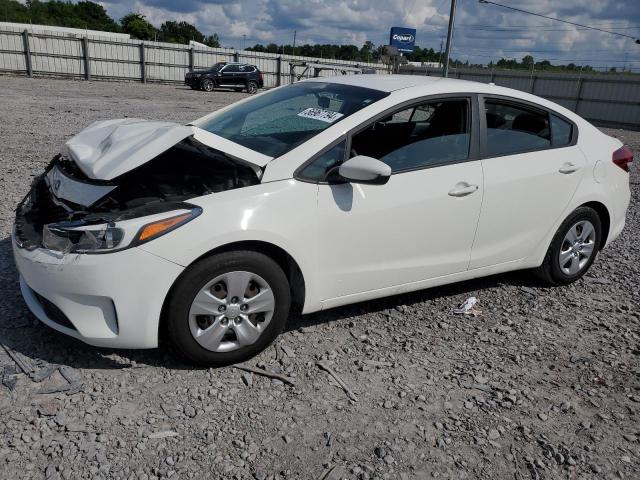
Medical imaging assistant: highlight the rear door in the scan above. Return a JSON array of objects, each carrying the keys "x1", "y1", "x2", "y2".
[
  {"x1": 469, "y1": 96, "x2": 585, "y2": 269},
  {"x1": 220, "y1": 64, "x2": 241, "y2": 86}
]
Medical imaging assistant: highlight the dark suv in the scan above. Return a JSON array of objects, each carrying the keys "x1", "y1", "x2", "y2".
[{"x1": 185, "y1": 62, "x2": 264, "y2": 94}]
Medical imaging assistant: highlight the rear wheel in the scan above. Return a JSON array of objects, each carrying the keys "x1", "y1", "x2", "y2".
[
  {"x1": 165, "y1": 251, "x2": 291, "y2": 367},
  {"x1": 246, "y1": 80, "x2": 259, "y2": 94},
  {"x1": 201, "y1": 79, "x2": 214, "y2": 92},
  {"x1": 534, "y1": 207, "x2": 601, "y2": 285}
]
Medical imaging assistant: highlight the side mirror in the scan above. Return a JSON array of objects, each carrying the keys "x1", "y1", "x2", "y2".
[{"x1": 334, "y1": 156, "x2": 391, "y2": 185}]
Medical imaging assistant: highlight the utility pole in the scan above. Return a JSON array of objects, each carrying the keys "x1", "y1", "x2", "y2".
[{"x1": 443, "y1": 0, "x2": 457, "y2": 77}]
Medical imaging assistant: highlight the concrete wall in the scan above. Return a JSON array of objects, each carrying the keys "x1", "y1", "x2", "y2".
[{"x1": 402, "y1": 65, "x2": 640, "y2": 130}]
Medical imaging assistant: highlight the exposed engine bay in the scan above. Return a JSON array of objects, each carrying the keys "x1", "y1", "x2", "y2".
[{"x1": 14, "y1": 137, "x2": 261, "y2": 252}]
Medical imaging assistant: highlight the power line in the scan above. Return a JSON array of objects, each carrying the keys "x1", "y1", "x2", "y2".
[
  {"x1": 478, "y1": 0, "x2": 640, "y2": 43},
  {"x1": 458, "y1": 23, "x2": 640, "y2": 30}
]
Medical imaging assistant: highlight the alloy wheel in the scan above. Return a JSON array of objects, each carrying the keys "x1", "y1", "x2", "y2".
[
  {"x1": 188, "y1": 271, "x2": 275, "y2": 353},
  {"x1": 202, "y1": 80, "x2": 214, "y2": 92}
]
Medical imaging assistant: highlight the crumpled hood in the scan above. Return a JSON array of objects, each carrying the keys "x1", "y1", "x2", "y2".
[{"x1": 64, "y1": 118, "x2": 272, "y2": 180}]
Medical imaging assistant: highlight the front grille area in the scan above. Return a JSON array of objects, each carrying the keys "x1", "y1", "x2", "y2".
[
  {"x1": 33, "y1": 292, "x2": 77, "y2": 331},
  {"x1": 14, "y1": 172, "x2": 77, "y2": 250}
]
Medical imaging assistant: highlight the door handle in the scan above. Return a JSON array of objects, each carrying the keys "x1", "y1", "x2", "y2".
[
  {"x1": 559, "y1": 162, "x2": 580, "y2": 174},
  {"x1": 448, "y1": 183, "x2": 479, "y2": 197}
]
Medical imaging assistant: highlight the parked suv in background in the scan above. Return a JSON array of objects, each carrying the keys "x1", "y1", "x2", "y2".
[{"x1": 185, "y1": 62, "x2": 264, "y2": 94}]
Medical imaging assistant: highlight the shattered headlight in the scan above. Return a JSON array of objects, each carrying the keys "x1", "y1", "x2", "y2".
[
  {"x1": 43, "y1": 223, "x2": 124, "y2": 253},
  {"x1": 41, "y1": 207, "x2": 201, "y2": 254}
]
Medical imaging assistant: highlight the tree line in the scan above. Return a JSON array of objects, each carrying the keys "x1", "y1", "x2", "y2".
[
  {"x1": 0, "y1": 0, "x2": 220, "y2": 46},
  {"x1": 0, "y1": 0, "x2": 612, "y2": 72}
]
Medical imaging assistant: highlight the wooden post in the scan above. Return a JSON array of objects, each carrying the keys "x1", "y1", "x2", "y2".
[
  {"x1": 22, "y1": 29, "x2": 32, "y2": 77},
  {"x1": 139, "y1": 43, "x2": 146, "y2": 83},
  {"x1": 82, "y1": 37, "x2": 91, "y2": 81}
]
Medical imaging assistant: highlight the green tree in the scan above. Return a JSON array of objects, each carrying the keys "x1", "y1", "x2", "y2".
[
  {"x1": 203, "y1": 33, "x2": 220, "y2": 48},
  {"x1": 120, "y1": 13, "x2": 156, "y2": 40},
  {"x1": 158, "y1": 20, "x2": 204, "y2": 44}
]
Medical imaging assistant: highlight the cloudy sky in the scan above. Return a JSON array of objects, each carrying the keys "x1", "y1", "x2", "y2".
[{"x1": 99, "y1": 0, "x2": 640, "y2": 69}]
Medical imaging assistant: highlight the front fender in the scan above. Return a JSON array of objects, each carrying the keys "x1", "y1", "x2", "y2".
[{"x1": 139, "y1": 180, "x2": 323, "y2": 312}]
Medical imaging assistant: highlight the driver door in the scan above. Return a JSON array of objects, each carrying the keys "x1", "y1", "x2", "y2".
[{"x1": 300, "y1": 97, "x2": 484, "y2": 301}]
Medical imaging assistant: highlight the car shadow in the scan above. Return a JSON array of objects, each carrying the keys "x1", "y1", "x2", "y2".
[{"x1": 0, "y1": 235, "x2": 545, "y2": 371}]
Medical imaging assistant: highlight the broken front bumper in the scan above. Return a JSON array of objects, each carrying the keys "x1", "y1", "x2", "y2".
[{"x1": 13, "y1": 234, "x2": 184, "y2": 349}]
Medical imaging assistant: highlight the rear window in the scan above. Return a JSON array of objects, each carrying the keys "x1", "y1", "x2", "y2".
[{"x1": 199, "y1": 82, "x2": 389, "y2": 157}]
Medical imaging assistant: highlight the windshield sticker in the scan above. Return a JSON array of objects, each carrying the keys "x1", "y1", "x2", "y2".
[{"x1": 297, "y1": 108, "x2": 344, "y2": 123}]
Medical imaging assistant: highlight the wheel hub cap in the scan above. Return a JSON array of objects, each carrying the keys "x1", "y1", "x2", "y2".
[
  {"x1": 188, "y1": 271, "x2": 275, "y2": 353},
  {"x1": 558, "y1": 220, "x2": 596, "y2": 275}
]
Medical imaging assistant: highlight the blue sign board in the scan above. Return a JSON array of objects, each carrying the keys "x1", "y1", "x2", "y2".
[{"x1": 389, "y1": 27, "x2": 416, "y2": 53}]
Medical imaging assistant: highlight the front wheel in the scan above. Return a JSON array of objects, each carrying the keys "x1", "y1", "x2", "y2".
[
  {"x1": 201, "y1": 79, "x2": 215, "y2": 92},
  {"x1": 246, "y1": 80, "x2": 259, "y2": 94},
  {"x1": 534, "y1": 206, "x2": 602, "y2": 285},
  {"x1": 165, "y1": 251, "x2": 291, "y2": 367}
]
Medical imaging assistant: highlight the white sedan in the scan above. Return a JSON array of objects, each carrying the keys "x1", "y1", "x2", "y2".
[{"x1": 13, "y1": 75, "x2": 632, "y2": 366}]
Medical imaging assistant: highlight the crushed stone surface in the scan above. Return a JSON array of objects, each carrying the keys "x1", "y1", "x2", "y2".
[{"x1": 0, "y1": 75, "x2": 639, "y2": 480}]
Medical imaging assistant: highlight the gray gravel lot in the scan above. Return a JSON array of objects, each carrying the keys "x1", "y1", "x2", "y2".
[{"x1": 0, "y1": 76, "x2": 639, "y2": 480}]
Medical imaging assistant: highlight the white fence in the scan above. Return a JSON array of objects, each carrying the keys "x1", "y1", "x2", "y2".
[
  {"x1": 0, "y1": 27, "x2": 388, "y2": 88},
  {"x1": 401, "y1": 65, "x2": 640, "y2": 130}
]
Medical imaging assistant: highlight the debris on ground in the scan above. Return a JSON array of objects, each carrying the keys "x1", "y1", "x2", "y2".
[
  {"x1": 452, "y1": 296, "x2": 482, "y2": 316},
  {"x1": 316, "y1": 360, "x2": 358, "y2": 402}
]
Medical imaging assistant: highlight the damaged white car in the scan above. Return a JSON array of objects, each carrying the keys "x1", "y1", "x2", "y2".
[{"x1": 13, "y1": 75, "x2": 632, "y2": 366}]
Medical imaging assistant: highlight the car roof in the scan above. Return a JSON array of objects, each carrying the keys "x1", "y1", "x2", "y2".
[
  {"x1": 303, "y1": 74, "x2": 514, "y2": 96},
  {"x1": 302, "y1": 74, "x2": 580, "y2": 118}
]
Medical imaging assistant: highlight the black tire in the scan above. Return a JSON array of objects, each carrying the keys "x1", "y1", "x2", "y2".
[
  {"x1": 201, "y1": 79, "x2": 214, "y2": 92},
  {"x1": 165, "y1": 251, "x2": 291, "y2": 367},
  {"x1": 189, "y1": 85, "x2": 199, "y2": 90},
  {"x1": 246, "y1": 80, "x2": 258, "y2": 94},
  {"x1": 534, "y1": 206, "x2": 602, "y2": 285}
]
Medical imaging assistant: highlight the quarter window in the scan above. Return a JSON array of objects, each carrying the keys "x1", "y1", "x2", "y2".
[
  {"x1": 349, "y1": 99, "x2": 471, "y2": 172},
  {"x1": 485, "y1": 101, "x2": 551, "y2": 156},
  {"x1": 551, "y1": 114, "x2": 573, "y2": 146}
]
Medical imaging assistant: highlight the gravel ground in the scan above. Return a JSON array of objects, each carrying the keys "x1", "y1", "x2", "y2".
[{"x1": 0, "y1": 76, "x2": 639, "y2": 480}]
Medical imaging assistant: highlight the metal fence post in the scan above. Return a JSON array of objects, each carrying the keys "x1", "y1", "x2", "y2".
[
  {"x1": 574, "y1": 77, "x2": 584, "y2": 113},
  {"x1": 22, "y1": 29, "x2": 32, "y2": 77},
  {"x1": 82, "y1": 37, "x2": 91, "y2": 81},
  {"x1": 530, "y1": 75, "x2": 537, "y2": 94},
  {"x1": 139, "y1": 42, "x2": 147, "y2": 83},
  {"x1": 189, "y1": 47, "x2": 194, "y2": 71},
  {"x1": 233, "y1": 50, "x2": 239, "y2": 62},
  {"x1": 276, "y1": 56, "x2": 282, "y2": 86}
]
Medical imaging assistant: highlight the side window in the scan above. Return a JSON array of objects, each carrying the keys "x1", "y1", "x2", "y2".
[
  {"x1": 298, "y1": 140, "x2": 346, "y2": 181},
  {"x1": 224, "y1": 64, "x2": 240, "y2": 73},
  {"x1": 551, "y1": 114, "x2": 573, "y2": 146},
  {"x1": 349, "y1": 99, "x2": 470, "y2": 172},
  {"x1": 485, "y1": 101, "x2": 550, "y2": 156}
]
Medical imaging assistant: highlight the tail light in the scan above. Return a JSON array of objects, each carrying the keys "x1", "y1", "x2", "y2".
[{"x1": 612, "y1": 145, "x2": 633, "y2": 172}]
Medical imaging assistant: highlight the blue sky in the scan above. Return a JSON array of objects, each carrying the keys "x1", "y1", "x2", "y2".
[{"x1": 99, "y1": 0, "x2": 640, "y2": 70}]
